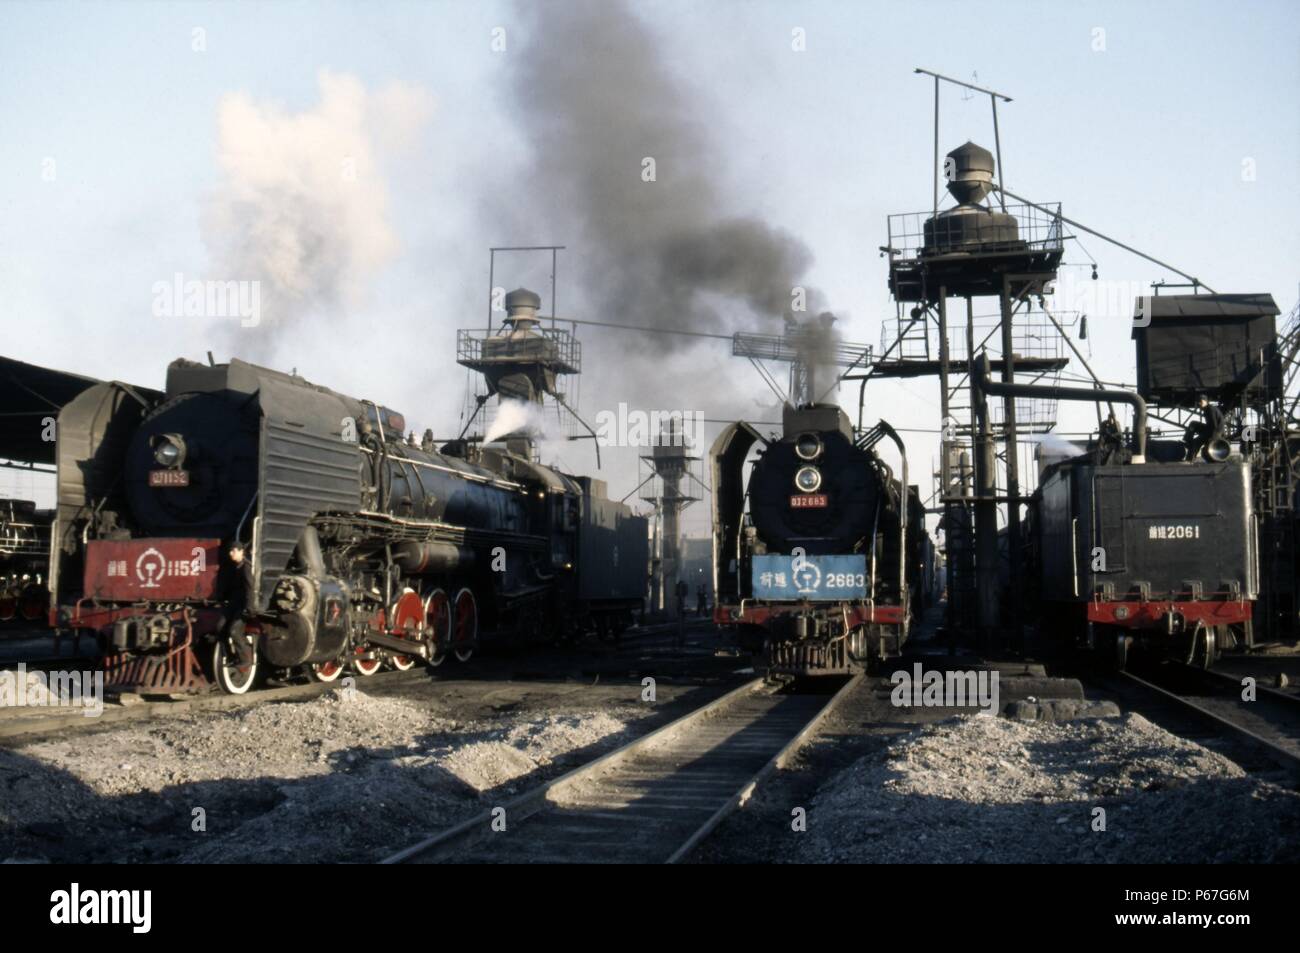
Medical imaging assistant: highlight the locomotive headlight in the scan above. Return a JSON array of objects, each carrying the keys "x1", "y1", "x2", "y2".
[
  {"x1": 794, "y1": 432, "x2": 823, "y2": 461},
  {"x1": 153, "y1": 435, "x2": 187, "y2": 468},
  {"x1": 794, "y1": 465, "x2": 822, "y2": 493}
]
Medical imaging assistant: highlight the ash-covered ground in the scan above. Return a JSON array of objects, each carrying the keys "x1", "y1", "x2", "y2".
[
  {"x1": 794, "y1": 713, "x2": 1300, "y2": 863},
  {"x1": 0, "y1": 678, "x2": 723, "y2": 863},
  {"x1": 696, "y1": 697, "x2": 1300, "y2": 864}
]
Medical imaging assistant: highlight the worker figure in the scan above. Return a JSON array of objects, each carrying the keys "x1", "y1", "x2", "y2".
[
  {"x1": 220, "y1": 543, "x2": 257, "y2": 667},
  {"x1": 1097, "y1": 411, "x2": 1125, "y2": 464},
  {"x1": 696, "y1": 583, "x2": 707, "y2": 617},
  {"x1": 674, "y1": 578, "x2": 689, "y2": 648},
  {"x1": 1183, "y1": 395, "x2": 1224, "y2": 460}
]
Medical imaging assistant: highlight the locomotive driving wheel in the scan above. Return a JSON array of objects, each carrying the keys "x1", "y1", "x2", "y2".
[
  {"x1": 18, "y1": 583, "x2": 47, "y2": 622},
  {"x1": 311, "y1": 659, "x2": 345, "y2": 682},
  {"x1": 1190, "y1": 622, "x2": 1221, "y2": 670},
  {"x1": 389, "y1": 589, "x2": 424, "y2": 672},
  {"x1": 1113, "y1": 629, "x2": 1133, "y2": 672},
  {"x1": 452, "y1": 587, "x2": 478, "y2": 663},
  {"x1": 213, "y1": 623, "x2": 260, "y2": 695},
  {"x1": 424, "y1": 587, "x2": 451, "y2": 667},
  {"x1": 352, "y1": 648, "x2": 382, "y2": 677}
]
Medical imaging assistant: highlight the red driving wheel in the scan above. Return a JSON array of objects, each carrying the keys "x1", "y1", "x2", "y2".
[
  {"x1": 389, "y1": 589, "x2": 424, "y2": 671},
  {"x1": 452, "y1": 587, "x2": 477, "y2": 663},
  {"x1": 424, "y1": 588, "x2": 451, "y2": 667}
]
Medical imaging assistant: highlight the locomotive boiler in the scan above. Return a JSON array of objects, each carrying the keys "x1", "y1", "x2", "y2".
[
  {"x1": 50, "y1": 357, "x2": 647, "y2": 693},
  {"x1": 711, "y1": 402, "x2": 927, "y2": 676}
]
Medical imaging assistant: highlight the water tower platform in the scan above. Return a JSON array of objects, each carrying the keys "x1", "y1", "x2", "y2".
[{"x1": 885, "y1": 202, "x2": 1065, "y2": 302}]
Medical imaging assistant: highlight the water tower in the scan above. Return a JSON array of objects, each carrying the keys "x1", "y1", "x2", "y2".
[
  {"x1": 871, "y1": 70, "x2": 1069, "y2": 647},
  {"x1": 640, "y1": 419, "x2": 703, "y2": 612},
  {"x1": 457, "y1": 248, "x2": 602, "y2": 464}
]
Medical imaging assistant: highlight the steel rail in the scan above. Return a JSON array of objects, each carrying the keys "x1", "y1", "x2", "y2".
[
  {"x1": 383, "y1": 673, "x2": 861, "y2": 864},
  {"x1": 1118, "y1": 670, "x2": 1300, "y2": 776}
]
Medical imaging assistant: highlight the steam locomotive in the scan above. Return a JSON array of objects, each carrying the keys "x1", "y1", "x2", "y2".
[
  {"x1": 1027, "y1": 444, "x2": 1256, "y2": 670},
  {"x1": 711, "y1": 402, "x2": 929, "y2": 675},
  {"x1": 1, "y1": 498, "x2": 51, "y2": 622},
  {"x1": 50, "y1": 357, "x2": 647, "y2": 693},
  {"x1": 1017, "y1": 293, "x2": 1280, "y2": 669}
]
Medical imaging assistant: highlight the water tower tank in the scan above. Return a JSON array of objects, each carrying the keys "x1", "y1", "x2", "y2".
[{"x1": 922, "y1": 142, "x2": 1021, "y2": 254}]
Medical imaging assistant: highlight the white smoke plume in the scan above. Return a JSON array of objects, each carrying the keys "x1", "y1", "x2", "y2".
[
  {"x1": 484, "y1": 398, "x2": 559, "y2": 443},
  {"x1": 202, "y1": 70, "x2": 434, "y2": 356},
  {"x1": 1026, "y1": 431, "x2": 1085, "y2": 457}
]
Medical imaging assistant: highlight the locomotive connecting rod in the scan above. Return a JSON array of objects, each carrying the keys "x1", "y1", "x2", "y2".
[{"x1": 973, "y1": 352, "x2": 1148, "y2": 461}]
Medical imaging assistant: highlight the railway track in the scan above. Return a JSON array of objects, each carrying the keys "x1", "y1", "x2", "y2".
[
  {"x1": 384, "y1": 673, "x2": 860, "y2": 864},
  {"x1": 1111, "y1": 666, "x2": 1300, "y2": 778}
]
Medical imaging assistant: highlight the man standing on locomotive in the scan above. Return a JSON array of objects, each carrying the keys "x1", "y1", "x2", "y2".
[
  {"x1": 220, "y1": 542, "x2": 257, "y2": 667},
  {"x1": 1183, "y1": 394, "x2": 1224, "y2": 460}
]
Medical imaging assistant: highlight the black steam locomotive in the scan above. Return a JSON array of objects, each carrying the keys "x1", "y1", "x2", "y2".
[
  {"x1": 1028, "y1": 450, "x2": 1256, "y2": 669},
  {"x1": 711, "y1": 402, "x2": 928, "y2": 675},
  {"x1": 50, "y1": 357, "x2": 647, "y2": 693},
  {"x1": 1, "y1": 498, "x2": 52, "y2": 622},
  {"x1": 1022, "y1": 293, "x2": 1280, "y2": 669}
]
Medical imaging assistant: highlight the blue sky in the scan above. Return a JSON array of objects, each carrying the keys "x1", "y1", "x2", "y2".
[{"x1": 1, "y1": 0, "x2": 1297, "y2": 529}]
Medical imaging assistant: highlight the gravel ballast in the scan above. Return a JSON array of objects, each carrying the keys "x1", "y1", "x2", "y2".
[
  {"x1": 0, "y1": 685, "x2": 657, "y2": 863},
  {"x1": 794, "y1": 712, "x2": 1300, "y2": 863}
]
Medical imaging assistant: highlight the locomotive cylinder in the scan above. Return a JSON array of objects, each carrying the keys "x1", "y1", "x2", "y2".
[{"x1": 261, "y1": 574, "x2": 350, "y2": 667}]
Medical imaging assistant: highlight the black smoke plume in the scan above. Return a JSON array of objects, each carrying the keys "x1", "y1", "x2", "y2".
[{"x1": 507, "y1": 0, "x2": 823, "y2": 345}]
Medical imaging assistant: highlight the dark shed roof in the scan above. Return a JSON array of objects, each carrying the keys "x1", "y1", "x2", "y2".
[
  {"x1": 0, "y1": 355, "x2": 159, "y2": 466},
  {"x1": 1130, "y1": 293, "x2": 1279, "y2": 328}
]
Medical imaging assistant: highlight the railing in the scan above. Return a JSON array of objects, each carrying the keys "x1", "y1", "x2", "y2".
[
  {"x1": 732, "y1": 330, "x2": 871, "y2": 368},
  {"x1": 885, "y1": 201, "x2": 1065, "y2": 263},
  {"x1": 456, "y1": 326, "x2": 582, "y2": 373}
]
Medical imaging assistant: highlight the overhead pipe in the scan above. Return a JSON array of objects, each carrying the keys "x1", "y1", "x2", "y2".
[{"x1": 972, "y1": 352, "x2": 1147, "y2": 462}]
